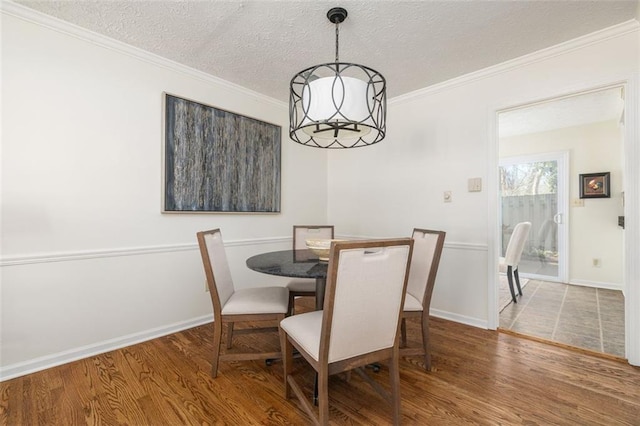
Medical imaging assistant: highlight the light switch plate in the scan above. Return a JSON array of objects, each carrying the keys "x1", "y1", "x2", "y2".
[{"x1": 468, "y1": 177, "x2": 482, "y2": 192}]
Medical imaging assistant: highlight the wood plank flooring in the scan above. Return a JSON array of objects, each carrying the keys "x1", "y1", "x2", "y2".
[{"x1": 2, "y1": 298, "x2": 639, "y2": 425}]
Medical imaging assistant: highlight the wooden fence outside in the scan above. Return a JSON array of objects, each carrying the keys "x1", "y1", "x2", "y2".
[{"x1": 501, "y1": 193, "x2": 558, "y2": 258}]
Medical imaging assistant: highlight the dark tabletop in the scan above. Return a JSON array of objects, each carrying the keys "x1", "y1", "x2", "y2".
[{"x1": 246, "y1": 249, "x2": 328, "y2": 279}]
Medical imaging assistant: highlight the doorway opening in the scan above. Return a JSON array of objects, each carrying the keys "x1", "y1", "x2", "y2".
[{"x1": 496, "y1": 86, "x2": 626, "y2": 358}]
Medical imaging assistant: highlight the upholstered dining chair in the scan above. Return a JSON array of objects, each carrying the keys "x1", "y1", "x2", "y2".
[
  {"x1": 500, "y1": 221, "x2": 532, "y2": 304},
  {"x1": 286, "y1": 225, "x2": 334, "y2": 314},
  {"x1": 196, "y1": 229, "x2": 290, "y2": 378},
  {"x1": 280, "y1": 238, "x2": 413, "y2": 426},
  {"x1": 400, "y1": 228, "x2": 446, "y2": 371}
]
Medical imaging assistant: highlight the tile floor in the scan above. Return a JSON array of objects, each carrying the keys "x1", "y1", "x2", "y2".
[{"x1": 499, "y1": 280, "x2": 625, "y2": 358}]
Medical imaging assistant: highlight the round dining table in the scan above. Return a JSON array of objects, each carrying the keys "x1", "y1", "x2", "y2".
[{"x1": 246, "y1": 249, "x2": 328, "y2": 310}]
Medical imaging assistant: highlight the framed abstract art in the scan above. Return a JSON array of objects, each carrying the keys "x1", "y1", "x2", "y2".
[{"x1": 163, "y1": 94, "x2": 281, "y2": 213}]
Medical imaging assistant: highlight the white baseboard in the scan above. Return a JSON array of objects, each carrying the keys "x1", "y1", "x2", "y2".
[
  {"x1": 0, "y1": 314, "x2": 213, "y2": 382},
  {"x1": 569, "y1": 279, "x2": 623, "y2": 291},
  {"x1": 0, "y1": 308, "x2": 487, "y2": 382},
  {"x1": 430, "y1": 308, "x2": 488, "y2": 330}
]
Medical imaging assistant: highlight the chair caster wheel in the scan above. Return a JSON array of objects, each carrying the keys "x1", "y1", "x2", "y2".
[{"x1": 366, "y1": 363, "x2": 380, "y2": 372}]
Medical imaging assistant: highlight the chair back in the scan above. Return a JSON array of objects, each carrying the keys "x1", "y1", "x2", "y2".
[
  {"x1": 320, "y1": 239, "x2": 413, "y2": 363},
  {"x1": 197, "y1": 229, "x2": 236, "y2": 317},
  {"x1": 406, "y1": 229, "x2": 446, "y2": 309},
  {"x1": 504, "y1": 222, "x2": 532, "y2": 267},
  {"x1": 293, "y1": 225, "x2": 334, "y2": 250}
]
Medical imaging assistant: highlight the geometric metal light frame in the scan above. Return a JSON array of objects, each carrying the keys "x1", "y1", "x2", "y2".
[{"x1": 289, "y1": 8, "x2": 387, "y2": 149}]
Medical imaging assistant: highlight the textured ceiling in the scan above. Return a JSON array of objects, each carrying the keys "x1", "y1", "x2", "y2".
[
  {"x1": 499, "y1": 87, "x2": 625, "y2": 137},
  {"x1": 13, "y1": 0, "x2": 640, "y2": 102}
]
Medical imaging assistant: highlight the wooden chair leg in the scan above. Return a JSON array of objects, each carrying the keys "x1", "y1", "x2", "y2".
[
  {"x1": 420, "y1": 313, "x2": 431, "y2": 371},
  {"x1": 318, "y1": 371, "x2": 329, "y2": 425},
  {"x1": 279, "y1": 328, "x2": 293, "y2": 399},
  {"x1": 226, "y1": 322, "x2": 234, "y2": 349},
  {"x1": 389, "y1": 349, "x2": 402, "y2": 426},
  {"x1": 514, "y1": 267, "x2": 523, "y2": 296},
  {"x1": 400, "y1": 318, "x2": 407, "y2": 348},
  {"x1": 211, "y1": 320, "x2": 223, "y2": 378},
  {"x1": 288, "y1": 293, "x2": 296, "y2": 316},
  {"x1": 507, "y1": 265, "x2": 517, "y2": 303}
]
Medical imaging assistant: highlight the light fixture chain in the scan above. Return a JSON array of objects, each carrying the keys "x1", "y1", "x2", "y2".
[{"x1": 335, "y1": 21, "x2": 339, "y2": 63}]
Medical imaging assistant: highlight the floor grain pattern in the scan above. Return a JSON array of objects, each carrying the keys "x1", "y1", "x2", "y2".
[{"x1": 1, "y1": 298, "x2": 639, "y2": 425}]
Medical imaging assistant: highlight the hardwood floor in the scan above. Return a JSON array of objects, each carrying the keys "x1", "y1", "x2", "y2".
[{"x1": 2, "y1": 299, "x2": 639, "y2": 425}]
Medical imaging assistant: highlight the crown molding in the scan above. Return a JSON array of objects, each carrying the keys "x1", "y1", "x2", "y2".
[
  {"x1": 4, "y1": 1, "x2": 637, "y2": 108},
  {"x1": 391, "y1": 19, "x2": 640, "y2": 105},
  {"x1": 0, "y1": 0, "x2": 287, "y2": 109}
]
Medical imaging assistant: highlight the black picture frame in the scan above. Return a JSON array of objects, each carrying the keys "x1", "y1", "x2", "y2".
[
  {"x1": 163, "y1": 94, "x2": 281, "y2": 213},
  {"x1": 579, "y1": 172, "x2": 610, "y2": 199}
]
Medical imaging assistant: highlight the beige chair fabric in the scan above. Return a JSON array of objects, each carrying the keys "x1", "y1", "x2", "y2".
[
  {"x1": 293, "y1": 225, "x2": 335, "y2": 250},
  {"x1": 400, "y1": 228, "x2": 446, "y2": 371},
  {"x1": 499, "y1": 221, "x2": 532, "y2": 303},
  {"x1": 197, "y1": 229, "x2": 289, "y2": 378},
  {"x1": 286, "y1": 225, "x2": 334, "y2": 313},
  {"x1": 280, "y1": 239, "x2": 413, "y2": 425}
]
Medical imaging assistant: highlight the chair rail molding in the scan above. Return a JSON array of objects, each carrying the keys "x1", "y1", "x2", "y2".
[
  {"x1": 0, "y1": 237, "x2": 291, "y2": 267},
  {"x1": 339, "y1": 235, "x2": 487, "y2": 252}
]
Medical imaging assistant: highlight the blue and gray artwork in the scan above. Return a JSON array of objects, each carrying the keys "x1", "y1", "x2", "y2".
[{"x1": 164, "y1": 95, "x2": 281, "y2": 212}]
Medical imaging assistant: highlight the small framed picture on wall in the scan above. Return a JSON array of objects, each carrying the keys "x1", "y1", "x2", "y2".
[{"x1": 579, "y1": 172, "x2": 610, "y2": 199}]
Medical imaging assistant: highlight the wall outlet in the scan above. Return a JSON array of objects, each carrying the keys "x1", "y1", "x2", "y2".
[
  {"x1": 444, "y1": 191, "x2": 452, "y2": 203},
  {"x1": 572, "y1": 198, "x2": 585, "y2": 207},
  {"x1": 592, "y1": 258, "x2": 601, "y2": 267}
]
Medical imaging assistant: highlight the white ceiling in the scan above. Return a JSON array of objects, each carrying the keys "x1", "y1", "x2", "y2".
[
  {"x1": 499, "y1": 87, "x2": 625, "y2": 138},
  {"x1": 14, "y1": 0, "x2": 640, "y2": 102}
]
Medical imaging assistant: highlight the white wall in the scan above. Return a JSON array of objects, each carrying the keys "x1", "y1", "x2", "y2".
[
  {"x1": 327, "y1": 25, "x2": 639, "y2": 346},
  {"x1": 0, "y1": 10, "x2": 328, "y2": 379},
  {"x1": 500, "y1": 120, "x2": 624, "y2": 287},
  {"x1": 1, "y1": 6, "x2": 639, "y2": 379}
]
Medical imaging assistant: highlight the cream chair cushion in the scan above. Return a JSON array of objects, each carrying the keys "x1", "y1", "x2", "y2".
[
  {"x1": 204, "y1": 231, "x2": 235, "y2": 307},
  {"x1": 280, "y1": 310, "x2": 323, "y2": 359},
  {"x1": 406, "y1": 231, "x2": 438, "y2": 304},
  {"x1": 286, "y1": 279, "x2": 316, "y2": 292},
  {"x1": 498, "y1": 257, "x2": 508, "y2": 273},
  {"x1": 403, "y1": 293, "x2": 423, "y2": 312},
  {"x1": 501, "y1": 222, "x2": 532, "y2": 268},
  {"x1": 222, "y1": 286, "x2": 289, "y2": 315}
]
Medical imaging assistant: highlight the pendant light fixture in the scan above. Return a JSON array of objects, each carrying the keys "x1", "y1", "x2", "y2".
[{"x1": 289, "y1": 7, "x2": 386, "y2": 149}]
